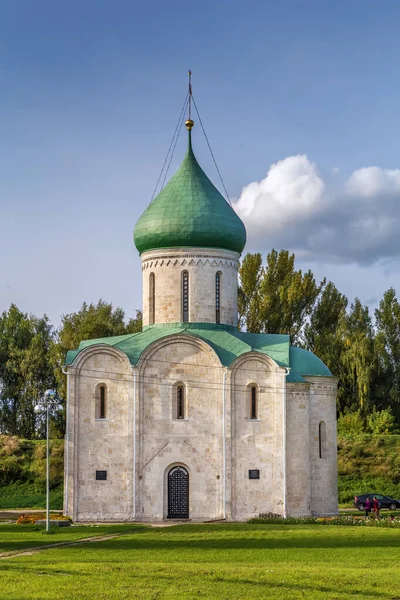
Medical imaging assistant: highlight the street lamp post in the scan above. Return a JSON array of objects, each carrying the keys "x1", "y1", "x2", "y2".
[{"x1": 35, "y1": 390, "x2": 62, "y2": 532}]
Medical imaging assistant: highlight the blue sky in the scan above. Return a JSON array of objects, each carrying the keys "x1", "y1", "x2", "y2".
[{"x1": 2, "y1": 0, "x2": 400, "y2": 325}]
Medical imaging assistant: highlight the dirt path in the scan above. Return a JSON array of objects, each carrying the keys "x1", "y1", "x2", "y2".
[{"x1": 0, "y1": 530, "x2": 134, "y2": 560}]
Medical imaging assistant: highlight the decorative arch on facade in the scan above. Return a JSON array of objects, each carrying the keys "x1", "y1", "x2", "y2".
[
  {"x1": 230, "y1": 351, "x2": 281, "y2": 377},
  {"x1": 149, "y1": 272, "x2": 155, "y2": 325},
  {"x1": 71, "y1": 344, "x2": 132, "y2": 374},
  {"x1": 319, "y1": 421, "x2": 327, "y2": 459},
  {"x1": 137, "y1": 334, "x2": 222, "y2": 374}
]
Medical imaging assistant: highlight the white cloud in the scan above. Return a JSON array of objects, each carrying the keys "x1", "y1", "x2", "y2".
[
  {"x1": 346, "y1": 166, "x2": 400, "y2": 198},
  {"x1": 234, "y1": 155, "x2": 325, "y2": 235},
  {"x1": 233, "y1": 156, "x2": 400, "y2": 265}
]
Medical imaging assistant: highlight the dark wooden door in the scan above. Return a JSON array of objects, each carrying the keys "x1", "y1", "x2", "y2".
[{"x1": 168, "y1": 466, "x2": 189, "y2": 518}]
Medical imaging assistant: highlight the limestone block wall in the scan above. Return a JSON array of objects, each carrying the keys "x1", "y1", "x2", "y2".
[
  {"x1": 136, "y1": 335, "x2": 224, "y2": 521},
  {"x1": 64, "y1": 347, "x2": 134, "y2": 522},
  {"x1": 306, "y1": 376, "x2": 338, "y2": 516},
  {"x1": 141, "y1": 247, "x2": 240, "y2": 327},
  {"x1": 286, "y1": 383, "x2": 312, "y2": 516},
  {"x1": 230, "y1": 355, "x2": 286, "y2": 520}
]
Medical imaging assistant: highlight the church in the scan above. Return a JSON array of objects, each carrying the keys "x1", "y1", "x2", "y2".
[{"x1": 63, "y1": 97, "x2": 338, "y2": 522}]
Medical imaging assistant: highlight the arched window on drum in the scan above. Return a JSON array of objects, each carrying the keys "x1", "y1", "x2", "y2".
[
  {"x1": 215, "y1": 272, "x2": 221, "y2": 323},
  {"x1": 182, "y1": 271, "x2": 189, "y2": 322},
  {"x1": 149, "y1": 272, "x2": 155, "y2": 325}
]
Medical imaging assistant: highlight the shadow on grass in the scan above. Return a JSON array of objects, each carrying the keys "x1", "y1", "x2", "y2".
[
  {"x1": 0, "y1": 525, "x2": 150, "y2": 553},
  {"x1": 92, "y1": 537, "x2": 400, "y2": 551}
]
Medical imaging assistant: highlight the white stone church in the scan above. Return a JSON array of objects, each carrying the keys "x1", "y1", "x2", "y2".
[{"x1": 64, "y1": 115, "x2": 338, "y2": 522}]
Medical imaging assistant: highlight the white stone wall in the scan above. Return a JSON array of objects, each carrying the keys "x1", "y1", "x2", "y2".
[
  {"x1": 141, "y1": 247, "x2": 240, "y2": 327},
  {"x1": 286, "y1": 383, "x2": 312, "y2": 516},
  {"x1": 64, "y1": 346, "x2": 134, "y2": 522},
  {"x1": 65, "y1": 345, "x2": 338, "y2": 522},
  {"x1": 136, "y1": 336, "x2": 224, "y2": 521},
  {"x1": 230, "y1": 355, "x2": 286, "y2": 520},
  {"x1": 306, "y1": 376, "x2": 338, "y2": 516}
]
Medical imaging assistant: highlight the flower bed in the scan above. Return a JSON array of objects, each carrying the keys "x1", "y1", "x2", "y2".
[
  {"x1": 248, "y1": 513, "x2": 400, "y2": 527},
  {"x1": 16, "y1": 513, "x2": 72, "y2": 524}
]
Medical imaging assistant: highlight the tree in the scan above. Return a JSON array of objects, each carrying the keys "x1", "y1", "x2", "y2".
[
  {"x1": 0, "y1": 305, "x2": 56, "y2": 438},
  {"x1": 126, "y1": 310, "x2": 143, "y2": 334},
  {"x1": 238, "y1": 253, "x2": 263, "y2": 329},
  {"x1": 337, "y1": 298, "x2": 375, "y2": 411},
  {"x1": 304, "y1": 281, "x2": 348, "y2": 376},
  {"x1": 239, "y1": 249, "x2": 323, "y2": 342},
  {"x1": 374, "y1": 287, "x2": 400, "y2": 420}
]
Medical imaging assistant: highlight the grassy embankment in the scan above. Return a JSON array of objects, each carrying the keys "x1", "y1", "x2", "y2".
[
  {"x1": 1, "y1": 523, "x2": 400, "y2": 599},
  {"x1": 0, "y1": 435, "x2": 63, "y2": 509},
  {"x1": 338, "y1": 434, "x2": 400, "y2": 503},
  {"x1": 2, "y1": 434, "x2": 400, "y2": 509}
]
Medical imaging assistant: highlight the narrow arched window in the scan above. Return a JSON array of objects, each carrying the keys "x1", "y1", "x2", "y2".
[
  {"x1": 182, "y1": 271, "x2": 189, "y2": 322},
  {"x1": 149, "y1": 272, "x2": 155, "y2": 325},
  {"x1": 215, "y1": 272, "x2": 221, "y2": 323},
  {"x1": 177, "y1": 385, "x2": 185, "y2": 419},
  {"x1": 319, "y1": 421, "x2": 327, "y2": 459},
  {"x1": 250, "y1": 385, "x2": 257, "y2": 420},
  {"x1": 96, "y1": 385, "x2": 107, "y2": 419}
]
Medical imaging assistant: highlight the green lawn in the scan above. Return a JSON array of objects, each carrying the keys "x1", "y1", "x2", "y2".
[
  {"x1": 0, "y1": 524, "x2": 142, "y2": 553},
  {"x1": 1, "y1": 523, "x2": 400, "y2": 599}
]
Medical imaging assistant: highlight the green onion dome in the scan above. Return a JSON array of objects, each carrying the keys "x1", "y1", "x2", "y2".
[{"x1": 134, "y1": 132, "x2": 247, "y2": 255}]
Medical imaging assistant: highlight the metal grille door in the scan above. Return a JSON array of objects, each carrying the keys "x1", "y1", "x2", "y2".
[{"x1": 168, "y1": 466, "x2": 189, "y2": 518}]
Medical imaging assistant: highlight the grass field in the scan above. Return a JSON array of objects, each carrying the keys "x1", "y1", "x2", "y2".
[
  {"x1": 1, "y1": 523, "x2": 400, "y2": 599},
  {"x1": 0, "y1": 524, "x2": 142, "y2": 553}
]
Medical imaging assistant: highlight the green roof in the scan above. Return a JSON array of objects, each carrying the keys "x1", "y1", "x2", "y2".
[
  {"x1": 65, "y1": 322, "x2": 333, "y2": 380},
  {"x1": 289, "y1": 346, "x2": 332, "y2": 378},
  {"x1": 134, "y1": 131, "x2": 247, "y2": 255}
]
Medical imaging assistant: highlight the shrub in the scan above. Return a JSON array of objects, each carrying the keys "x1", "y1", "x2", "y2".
[
  {"x1": 249, "y1": 514, "x2": 400, "y2": 527},
  {"x1": 337, "y1": 411, "x2": 365, "y2": 436},
  {"x1": 366, "y1": 409, "x2": 398, "y2": 434}
]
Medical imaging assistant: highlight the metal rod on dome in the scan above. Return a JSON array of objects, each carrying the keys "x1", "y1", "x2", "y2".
[
  {"x1": 188, "y1": 70, "x2": 192, "y2": 120},
  {"x1": 185, "y1": 70, "x2": 194, "y2": 133}
]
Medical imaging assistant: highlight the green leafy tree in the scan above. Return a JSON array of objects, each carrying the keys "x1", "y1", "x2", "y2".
[
  {"x1": 126, "y1": 310, "x2": 143, "y2": 334},
  {"x1": 338, "y1": 298, "x2": 375, "y2": 411},
  {"x1": 374, "y1": 288, "x2": 400, "y2": 420},
  {"x1": 0, "y1": 305, "x2": 56, "y2": 438},
  {"x1": 239, "y1": 249, "x2": 323, "y2": 342},
  {"x1": 238, "y1": 253, "x2": 263, "y2": 329},
  {"x1": 304, "y1": 281, "x2": 348, "y2": 373}
]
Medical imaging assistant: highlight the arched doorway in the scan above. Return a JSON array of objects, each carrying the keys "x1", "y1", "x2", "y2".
[{"x1": 168, "y1": 466, "x2": 189, "y2": 519}]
